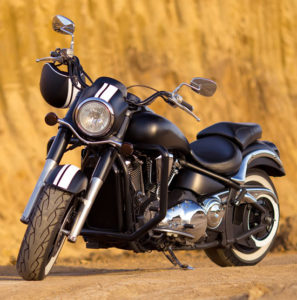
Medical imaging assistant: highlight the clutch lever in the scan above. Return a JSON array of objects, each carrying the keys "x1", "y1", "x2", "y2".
[{"x1": 36, "y1": 56, "x2": 63, "y2": 63}]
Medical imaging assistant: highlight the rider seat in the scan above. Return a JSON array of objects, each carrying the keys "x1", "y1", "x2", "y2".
[
  {"x1": 197, "y1": 122, "x2": 262, "y2": 150},
  {"x1": 190, "y1": 122, "x2": 262, "y2": 175}
]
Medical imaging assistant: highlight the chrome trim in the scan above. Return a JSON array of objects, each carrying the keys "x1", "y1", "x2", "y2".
[
  {"x1": 203, "y1": 198, "x2": 225, "y2": 229},
  {"x1": 58, "y1": 119, "x2": 122, "y2": 147},
  {"x1": 52, "y1": 15, "x2": 75, "y2": 36},
  {"x1": 231, "y1": 150, "x2": 283, "y2": 184},
  {"x1": 245, "y1": 187, "x2": 277, "y2": 200},
  {"x1": 20, "y1": 159, "x2": 57, "y2": 223},
  {"x1": 210, "y1": 190, "x2": 229, "y2": 204},
  {"x1": 153, "y1": 228, "x2": 195, "y2": 239},
  {"x1": 173, "y1": 82, "x2": 200, "y2": 95},
  {"x1": 74, "y1": 98, "x2": 115, "y2": 137},
  {"x1": 158, "y1": 200, "x2": 207, "y2": 241},
  {"x1": 68, "y1": 177, "x2": 104, "y2": 242},
  {"x1": 36, "y1": 56, "x2": 63, "y2": 63}
]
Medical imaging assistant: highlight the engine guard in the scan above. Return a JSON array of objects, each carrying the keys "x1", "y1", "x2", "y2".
[{"x1": 46, "y1": 164, "x2": 88, "y2": 194}]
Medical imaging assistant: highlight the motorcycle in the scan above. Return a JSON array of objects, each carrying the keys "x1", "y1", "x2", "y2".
[{"x1": 17, "y1": 15, "x2": 285, "y2": 281}]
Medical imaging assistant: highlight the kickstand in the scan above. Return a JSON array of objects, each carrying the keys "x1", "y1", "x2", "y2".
[{"x1": 163, "y1": 247, "x2": 194, "y2": 270}]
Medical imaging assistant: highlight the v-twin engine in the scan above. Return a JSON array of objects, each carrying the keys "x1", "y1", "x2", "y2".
[{"x1": 156, "y1": 196, "x2": 225, "y2": 243}]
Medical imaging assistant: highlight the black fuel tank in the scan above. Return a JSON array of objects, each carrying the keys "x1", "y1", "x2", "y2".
[{"x1": 125, "y1": 111, "x2": 190, "y2": 154}]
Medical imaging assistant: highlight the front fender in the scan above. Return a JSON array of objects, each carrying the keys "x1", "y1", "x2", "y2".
[
  {"x1": 46, "y1": 164, "x2": 88, "y2": 194},
  {"x1": 231, "y1": 149, "x2": 285, "y2": 184}
]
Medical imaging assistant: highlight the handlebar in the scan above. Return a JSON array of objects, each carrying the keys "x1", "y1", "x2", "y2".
[
  {"x1": 36, "y1": 48, "x2": 93, "y2": 90},
  {"x1": 127, "y1": 90, "x2": 200, "y2": 122},
  {"x1": 36, "y1": 48, "x2": 73, "y2": 64}
]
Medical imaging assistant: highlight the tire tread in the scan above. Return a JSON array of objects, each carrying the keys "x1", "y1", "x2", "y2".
[{"x1": 17, "y1": 186, "x2": 72, "y2": 280}]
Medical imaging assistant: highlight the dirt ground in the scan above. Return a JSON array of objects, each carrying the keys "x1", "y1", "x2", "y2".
[{"x1": 1, "y1": 250, "x2": 297, "y2": 300}]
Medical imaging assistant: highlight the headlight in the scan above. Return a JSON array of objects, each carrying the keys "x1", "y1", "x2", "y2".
[{"x1": 75, "y1": 98, "x2": 114, "y2": 136}]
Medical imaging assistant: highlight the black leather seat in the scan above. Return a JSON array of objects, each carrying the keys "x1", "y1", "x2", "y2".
[
  {"x1": 197, "y1": 122, "x2": 262, "y2": 150},
  {"x1": 190, "y1": 136, "x2": 242, "y2": 175},
  {"x1": 190, "y1": 122, "x2": 262, "y2": 175}
]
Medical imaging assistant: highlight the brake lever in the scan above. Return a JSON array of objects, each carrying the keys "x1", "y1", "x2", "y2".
[{"x1": 170, "y1": 93, "x2": 200, "y2": 122}]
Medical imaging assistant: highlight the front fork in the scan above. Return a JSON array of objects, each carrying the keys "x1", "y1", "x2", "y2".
[
  {"x1": 68, "y1": 148, "x2": 117, "y2": 242},
  {"x1": 21, "y1": 125, "x2": 118, "y2": 244},
  {"x1": 21, "y1": 127, "x2": 72, "y2": 224}
]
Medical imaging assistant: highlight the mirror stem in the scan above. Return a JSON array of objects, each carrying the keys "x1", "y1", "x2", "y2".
[
  {"x1": 173, "y1": 82, "x2": 200, "y2": 96},
  {"x1": 70, "y1": 34, "x2": 74, "y2": 51}
]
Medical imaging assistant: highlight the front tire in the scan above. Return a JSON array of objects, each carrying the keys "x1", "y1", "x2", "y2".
[
  {"x1": 17, "y1": 186, "x2": 73, "y2": 280},
  {"x1": 205, "y1": 168, "x2": 279, "y2": 266}
]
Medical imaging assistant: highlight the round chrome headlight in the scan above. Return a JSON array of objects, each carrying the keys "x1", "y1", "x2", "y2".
[{"x1": 75, "y1": 98, "x2": 114, "y2": 136}]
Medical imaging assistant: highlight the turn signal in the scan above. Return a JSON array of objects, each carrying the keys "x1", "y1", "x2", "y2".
[
  {"x1": 45, "y1": 112, "x2": 58, "y2": 126},
  {"x1": 120, "y1": 142, "x2": 134, "y2": 156}
]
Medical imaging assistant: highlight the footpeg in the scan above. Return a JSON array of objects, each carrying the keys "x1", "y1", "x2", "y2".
[{"x1": 163, "y1": 247, "x2": 194, "y2": 270}]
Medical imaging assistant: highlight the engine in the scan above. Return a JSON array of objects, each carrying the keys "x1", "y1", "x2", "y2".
[
  {"x1": 125, "y1": 153, "x2": 175, "y2": 215},
  {"x1": 125, "y1": 154, "x2": 226, "y2": 245},
  {"x1": 156, "y1": 196, "x2": 225, "y2": 243}
]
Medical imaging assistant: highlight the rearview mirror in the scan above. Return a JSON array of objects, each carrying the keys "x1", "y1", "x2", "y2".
[
  {"x1": 52, "y1": 15, "x2": 75, "y2": 36},
  {"x1": 190, "y1": 78, "x2": 217, "y2": 97}
]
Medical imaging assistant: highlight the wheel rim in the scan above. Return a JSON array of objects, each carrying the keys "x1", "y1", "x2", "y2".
[
  {"x1": 249, "y1": 194, "x2": 279, "y2": 248},
  {"x1": 44, "y1": 235, "x2": 66, "y2": 276},
  {"x1": 232, "y1": 172, "x2": 279, "y2": 261},
  {"x1": 44, "y1": 206, "x2": 74, "y2": 276}
]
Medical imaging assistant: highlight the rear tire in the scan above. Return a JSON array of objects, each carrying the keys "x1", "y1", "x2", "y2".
[
  {"x1": 17, "y1": 186, "x2": 73, "y2": 280},
  {"x1": 205, "y1": 168, "x2": 279, "y2": 266}
]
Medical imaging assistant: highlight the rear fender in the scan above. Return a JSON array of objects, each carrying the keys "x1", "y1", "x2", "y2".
[
  {"x1": 46, "y1": 164, "x2": 88, "y2": 194},
  {"x1": 231, "y1": 147, "x2": 285, "y2": 184}
]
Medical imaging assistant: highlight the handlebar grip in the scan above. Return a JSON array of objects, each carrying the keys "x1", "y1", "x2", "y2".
[{"x1": 181, "y1": 100, "x2": 193, "y2": 111}]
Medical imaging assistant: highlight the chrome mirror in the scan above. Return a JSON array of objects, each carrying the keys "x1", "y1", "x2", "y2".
[
  {"x1": 52, "y1": 15, "x2": 75, "y2": 35},
  {"x1": 190, "y1": 78, "x2": 217, "y2": 97},
  {"x1": 52, "y1": 15, "x2": 75, "y2": 53}
]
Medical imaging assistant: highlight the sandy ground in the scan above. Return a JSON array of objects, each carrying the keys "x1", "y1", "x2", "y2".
[{"x1": 1, "y1": 251, "x2": 297, "y2": 300}]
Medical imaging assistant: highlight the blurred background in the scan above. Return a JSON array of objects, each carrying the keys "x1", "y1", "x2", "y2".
[{"x1": 0, "y1": 0, "x2": 296, "y2": 264}]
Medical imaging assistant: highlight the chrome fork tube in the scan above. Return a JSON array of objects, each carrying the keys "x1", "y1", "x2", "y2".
[
  {"x1": 20, "y1": 159, "x2": 57, "y2": 224},
  {"x1": 68, "y1": 177, "x2": 103, "y2": 242},
  {"x1": 21, "y1": 127, "x2": 72, "y2": 224},
  {"x1": 68, "y1": 148, "x2": 116, "y2": 243}
]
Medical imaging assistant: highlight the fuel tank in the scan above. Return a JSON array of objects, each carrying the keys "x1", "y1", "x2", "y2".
[{"x1": 125, "y1": 111, "x2": 190, "y2": 154}]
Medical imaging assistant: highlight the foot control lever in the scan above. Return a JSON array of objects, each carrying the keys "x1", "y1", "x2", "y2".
[{"x1": 163, "y1": 247, "x2": 194, "y2": 270}]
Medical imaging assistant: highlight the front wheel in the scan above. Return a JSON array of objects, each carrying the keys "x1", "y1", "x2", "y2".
[
  {"x1": 205, "y1": 168, "x2": 279, "y2": 266},
  {"x1": 17, "y1": 186, "x2": 74, "y2": 280}
]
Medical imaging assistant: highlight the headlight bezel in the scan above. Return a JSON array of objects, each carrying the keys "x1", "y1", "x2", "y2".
[{"x1": 74, "y1": 97, "x2": 115, "y2": 137}]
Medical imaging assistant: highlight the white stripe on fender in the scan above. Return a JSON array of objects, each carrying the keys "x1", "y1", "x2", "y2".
[
  {"x1": 58, "y1": 165, "x2": 80, "y2": 190},
  {"x1": 94, "y1": 83, "x2": 108, "y2": 98},
  {"x1": 100, "y1": 85, "x2": 118, "y2": 102},
  {"x1": 53, "y1": 165, "x2": 69, "y2": 186}
]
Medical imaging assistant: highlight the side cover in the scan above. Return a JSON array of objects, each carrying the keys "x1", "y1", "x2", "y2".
[{"x1": 46, "y1": 164, "x2": 88, "y2": 194}]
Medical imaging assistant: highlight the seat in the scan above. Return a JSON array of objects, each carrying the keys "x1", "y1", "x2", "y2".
[
  {"x1": 190, "y1": 135, "x2": 242, "y2": 175},
  {"x1": 197, "y1": 122, "x2": 262, "y2": 150}
]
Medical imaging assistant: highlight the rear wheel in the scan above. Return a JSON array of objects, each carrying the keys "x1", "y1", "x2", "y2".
[
  {"x1": 205, "y1": 168, "x2": 279, "y2": 266},
  {"x1": 17, "y1": 186, "x2": 74, "y2": 280}
]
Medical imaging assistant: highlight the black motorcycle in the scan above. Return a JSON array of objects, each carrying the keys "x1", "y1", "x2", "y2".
[{"x1": 17, "y1": 15, "x2": 285, "y2": 281}]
